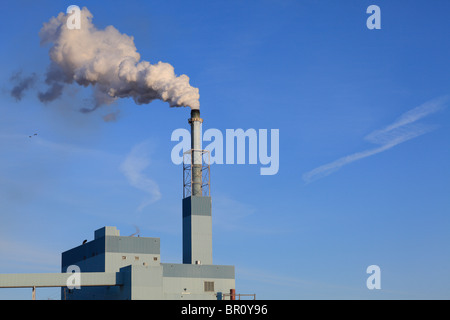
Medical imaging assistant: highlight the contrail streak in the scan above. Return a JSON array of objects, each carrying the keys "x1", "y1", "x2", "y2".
[{"x1": 303, "y1": 96, "x2": 447, "y2": 183}]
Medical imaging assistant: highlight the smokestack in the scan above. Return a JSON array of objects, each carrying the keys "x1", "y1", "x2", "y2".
[
  {"x1": 183, "y1": 109, "x2": 212, "y2": 265},
  {"x1": 188, "y1": 109, "x2": 203, "y2": 197}
]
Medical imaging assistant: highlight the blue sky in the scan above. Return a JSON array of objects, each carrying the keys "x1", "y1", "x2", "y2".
[{"x1": 0, "y1": 0, "x2": 449, "y2": 299}]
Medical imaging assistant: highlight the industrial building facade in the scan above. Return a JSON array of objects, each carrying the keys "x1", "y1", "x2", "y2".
[{"x1": 61, "y1": 224, "x2": 234, "y2": 300}]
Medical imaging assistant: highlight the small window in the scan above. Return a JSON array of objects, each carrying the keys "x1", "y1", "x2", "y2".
[
  {"x1": 204, "y1": 281, "x2": 214, "y2": 292},
  {"x1": 135, "y1": 256, "x2": 139, "y2": 261},
  {"x1": 122, "y1": 256, "x2": 127, "y2": 260},
  {"x1": 153, "y1": 257, "x2": 158, "y2": 261}
]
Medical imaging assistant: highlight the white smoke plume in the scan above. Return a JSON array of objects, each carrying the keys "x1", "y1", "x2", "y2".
[{"x1": 37, "y1": 7, "x2": 200, "y2": 110}]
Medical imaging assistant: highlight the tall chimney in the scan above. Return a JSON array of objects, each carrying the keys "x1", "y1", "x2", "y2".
[
  {"x1": 188, "y1": 109, "x2": 203, "y2": 197},
  {"x1": 183, "y1": 109, "x2": 213, "y2": 265}
]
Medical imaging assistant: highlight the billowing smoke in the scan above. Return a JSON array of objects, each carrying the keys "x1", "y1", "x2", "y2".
[
  {"x1": 10, "y1": 71, "x2": 37, "y2": 101},
  {"x1": 36, "y1": 7, "x2": 199, "y2": 110}
]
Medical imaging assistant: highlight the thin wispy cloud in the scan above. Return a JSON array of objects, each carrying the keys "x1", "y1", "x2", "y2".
[
  {"x1": 0, "y1": 237, "x2": 59, "y2": 272},
  {"x1": 120, "y1": 141, "x2": 161, "y2": 211},
  {"x1": 35, "y1": 137, "x2": 116, "y2": 158},
  {"x1": 213, "y1": 194, "x2": 256, "y2": 229},
  {"x1": 303, "y1": 96, "x2": 448, "y2": 183},
  {"x1": 212, "y1": 194, "x2": 289, "y2": 235},
  {"x1": 236, "y1": 266, "x2": 430, "y2": 299},
  {"x1": 0, "y1": 133, "x2": 116, "y2": 159}
]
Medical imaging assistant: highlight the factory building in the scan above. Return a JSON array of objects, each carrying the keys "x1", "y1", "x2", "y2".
[
  {"x1": 61, "y1": 225, "x2": 234, "y2": 300},
  {"x1": 0, "y1": 109, "x2": 236, "y2": 300}
]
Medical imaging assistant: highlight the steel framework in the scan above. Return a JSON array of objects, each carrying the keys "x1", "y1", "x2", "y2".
[{"x1": 183, "y1": 149, "x2": 210, "y2": 198}]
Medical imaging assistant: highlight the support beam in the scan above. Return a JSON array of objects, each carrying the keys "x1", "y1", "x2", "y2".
[{"x1": 0, "y1": 272, "x2": 122, "y2": 288}]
